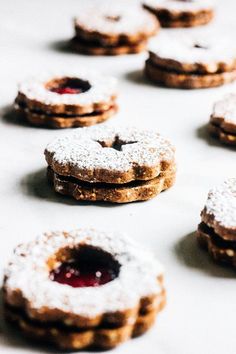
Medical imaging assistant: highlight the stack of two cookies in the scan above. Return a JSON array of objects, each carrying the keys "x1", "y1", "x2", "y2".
[
  {"x1": 197, "y1": 179, "x2": 236, "y2": 267},
  {"x1": 45, "y1": 125, "x2": 176, "y2": 203},
  {"x1": 209, "y1": 93, "x2": 236, "y2": 146},
  {"x1": 4, "y1": 228, "x2": 166, "y2": 350},
  {"x1": 15, "y1": 72, "x2": 118, "y2": 128},
  {"x1": 145, "y1": 33, "x2": 236, "y2": 89},
  {"x1": 72, "y1": 4, "x2": 159, "y2": 55}
]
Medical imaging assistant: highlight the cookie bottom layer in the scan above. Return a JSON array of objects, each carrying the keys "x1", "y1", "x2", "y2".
[
  {"x1": 209, "y1": 123, "x2": 236, "y2": 146},
  {"x1": 145, "y1": 59, "x2": 236, "y2": 89},
  {"x1": 5, "y1": 294, "x2": 166, "y2": 350},
  {"x1": 16, "y1": 104, "x2": 118, "y2": 128},
  {"x1": 47, "y1": 166, "x2": 176, "y2": 203},
  {"x1": 143, "y1": 7, "x2": 214, "y2": 28},
  {"x1": 197, "y1": 222, "x2": 236, "y2": 267},
  {"x1": 71, "y1": 37, "x2": 147, "y2": 55}
]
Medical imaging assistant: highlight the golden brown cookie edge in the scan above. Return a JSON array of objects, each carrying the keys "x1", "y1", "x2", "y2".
[
  {"x1": 16, "y1": 104, "x2": 118, "y2": 128},
  {"x1": 197, "y1": 223, "x2": 236, "y2": 267},
  {"x1": 47, "y1": 166, "x2": 176, "y2": 203},
  {"x1": 145, "y1": 59, "x2": 236, "y2": 89}
]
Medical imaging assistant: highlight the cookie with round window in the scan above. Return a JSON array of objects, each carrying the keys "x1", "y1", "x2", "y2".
[
  {"x1": 3, "y1": 228, "x2": 166, "y2": 350},
  {"x1": 15, "y1": 71, "x2": 118, "y2": 128}
]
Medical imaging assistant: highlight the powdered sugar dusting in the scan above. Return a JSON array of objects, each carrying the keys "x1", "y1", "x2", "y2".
[
  {"x1": 74, "y1": 2, "x2": 158, "y2": 35},
  {"x1": 144, "y1": 0, "x2": 214, "y2": 13},
  {"x1": 18, "y1": 70, "x2": 117, "y2": 106},
  {"x1": 45, "y1": 124, "x2": 175, "y2": 174},
  {"x1": 149, "y1": 32, "x2": 236, "y2": 66},
  {"x1": 212, "y1": 93, "x2": 236, "y2": 124},
  {"x1": 205, "y1": 179, "x2": 236, "y2": 229},
  {"x1": 4, "y1": 229, "x2": 163, "y2": 317}
]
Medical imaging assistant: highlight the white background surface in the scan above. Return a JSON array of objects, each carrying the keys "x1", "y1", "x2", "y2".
[{"x1": 1, "y1": 1, "x2": 236, "y2": 353}]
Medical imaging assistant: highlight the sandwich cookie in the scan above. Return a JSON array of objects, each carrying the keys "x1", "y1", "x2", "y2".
[{"x1": 4, "y1": 229, "x2": 166, "y2": 350}]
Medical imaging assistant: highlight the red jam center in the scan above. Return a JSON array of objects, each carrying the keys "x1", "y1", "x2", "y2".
[
  {"x1": 48, "y1": 78, "x2": 91, "y2": 95},
  {"x1": 51, "y1": 87, "x2": 82, "y2": 95},
  {"x1": 50, "y1": 261, "x2": 118, "y2": 288}
]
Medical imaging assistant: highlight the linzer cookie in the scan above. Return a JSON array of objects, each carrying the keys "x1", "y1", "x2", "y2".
[
  {"x1": 44, "y1": 124, "x2": 176, "y2": 203},
  {"x1": 197, "y1": 179, "x2": 236, "y2": 267},
  {"x1": 3, "y1": 229, "x2": 166, "y2": 350},
  {"x1": 72, "y1": 3, "x2": 159, "y2": 55},
  {"x1": 209, "y1": 93, "x2": 236, "y2": 145},
  {"x1": 15, "y1": 71, "x2": 118, "y2": 128},
  {"x1": 143, "y1": 0, "x2": 214, "y2": 28},
  {"x1": 145, "y1": 33, "x2": 236, "y2": 89}
]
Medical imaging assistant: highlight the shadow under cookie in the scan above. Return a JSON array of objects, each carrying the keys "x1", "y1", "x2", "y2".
[
  {"x1": 174, "y1": 232, "x2": 235, "y2": 278},
  {"x1": 20, "y1": 168, "x2": 121, "y2": 208},
  {"x1": 0, "y1": 105, "x2": 31, "y2": 128},
  {"x1": 196, "y1": 124, "x2": 236, "y2": 151},
  {"x1": 48, "y1": 39, "x2": 77, "y2": 54},
  {"x1": 1, "y1": 105, "x2": 59, "y2": 130},
  {"x1": 125, "y1": 69, "x2": 169, "y2": 88}
]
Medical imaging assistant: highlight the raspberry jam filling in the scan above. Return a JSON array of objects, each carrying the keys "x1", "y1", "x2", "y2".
[
  {"x1": 50, "y1": 247, "x2": 120, "y2": 288},
  {"x1": 47, "y1": 77, "x2": 91, "y2": 95},
  {"x1": 51, "y1": 87, "x2": 82, "y2": 95}
]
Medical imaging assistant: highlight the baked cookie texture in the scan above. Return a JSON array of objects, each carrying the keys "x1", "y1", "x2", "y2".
[
  {"x1": 143, "y1": 0, "x2": 214, "y2": 28},
  {"x1": 209, "y1": 93, "x2": 236, "y2": 145},
  {"x1": 145, "y1": 33, "x2": 236, "y2": 89},
  {"x1": 15, "y1": 71, "x2": 118, "y2": 128},
  {"x1": 197, "y1": 179, "x2": 236, "y2": 267},
  {"x1": 3, "y1": 229, "x2": 166, "y2": 350},
  {"x1": 44, "y1": 124, "x2": 176, "y2": 203},
  {"x1": 72, "y1": 2, "x2": 159, "y2": 55}
]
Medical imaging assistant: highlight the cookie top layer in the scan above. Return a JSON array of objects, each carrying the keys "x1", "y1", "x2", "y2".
[
  {"x1": 149, "y1": 33, "x2": 236, "y2": 73},
  {"x1": 143, "y1": 0, "x2": 214, "y2": 13},
  {"x1": 18, "y1": 71, "x2": 117, "y2": 107},
  {"x1": 74, "y1": 2, "x2": 158, "y2": 36},
  {"x1": 4, "y1": 229, "x2": 163, "y2": 317},
  {"x1": 202, "y1": 179, "x2": 236, "y2": 240},
  {"x1": 45, "y1": 124, "x2": 175, "y2": 183},
  {"x1": 212, "y1": 93, "x2": 236, "y2": 123}
]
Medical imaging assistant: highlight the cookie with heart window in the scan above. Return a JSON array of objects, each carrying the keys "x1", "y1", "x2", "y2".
[
  {"x1": 145, "y1": 33, "x2": 236, "y2": 89},
  {"x1": 197, "y1": 179, "x2": 236, "y2": 267},
  {"x1": 72, "y1": 3, "x2": 159, "y2": 55},
  {"x1": 209, "y1": 93, "x2": 236, "y2": 145},
  {"x1": 143, "y1": 0, "x2": 215, "y2": 28},
  {"x1": 3, "y1": 229, "x2": 166, "y2": 350},
  {"x1": 15, "y1": 71, "x2": 118, "y2": 128},
  {"x1": 44, "y1": 124, "x2": 176, "y2": 203}
]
